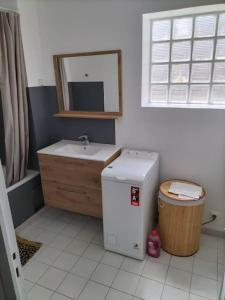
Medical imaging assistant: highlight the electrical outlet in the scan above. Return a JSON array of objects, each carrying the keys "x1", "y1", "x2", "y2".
[{"x1": 38, "y1": 79, "x2": 45, "y2": 86}]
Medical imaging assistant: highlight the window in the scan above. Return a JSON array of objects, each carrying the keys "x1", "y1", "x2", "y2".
[{"x1": 142, "y1": 4, "x2": 225, "y2": 108}]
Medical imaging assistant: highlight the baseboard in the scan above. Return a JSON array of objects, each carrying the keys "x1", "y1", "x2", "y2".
[{"x1": 202, "y1": 226, "x2": 225, "y2": 238}]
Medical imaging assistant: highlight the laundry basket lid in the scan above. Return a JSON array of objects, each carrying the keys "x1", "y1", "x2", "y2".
[{"x1": 159, "y1": 180, "x2": 205, "y2": 204}]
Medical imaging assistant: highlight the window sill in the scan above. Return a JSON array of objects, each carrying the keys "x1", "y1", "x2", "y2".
[{"x1": 142, "y1": 103, "x2": 225, "y2": 109}]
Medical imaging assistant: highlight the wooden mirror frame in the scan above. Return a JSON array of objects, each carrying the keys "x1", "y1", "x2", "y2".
[{"x1": 53, "y1": 49, "x2": 123, "y2": 119}]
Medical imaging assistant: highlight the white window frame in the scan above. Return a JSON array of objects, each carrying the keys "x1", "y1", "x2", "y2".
[{"x1": 142, "y1": 4, "x2": 225, "y2": 109}]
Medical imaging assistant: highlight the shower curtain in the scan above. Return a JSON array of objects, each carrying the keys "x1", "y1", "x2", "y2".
[
  {"x1": 0, "y1": 12, "x2": 29, "y2": 187},
  {"x1": 59, "y1": 59, "x2": 70, "y2": 110}
]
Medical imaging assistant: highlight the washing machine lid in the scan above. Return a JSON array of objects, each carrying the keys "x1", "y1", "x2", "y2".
[{"x1": 102, "y1": 149, "x2": 159, "y2": 184}]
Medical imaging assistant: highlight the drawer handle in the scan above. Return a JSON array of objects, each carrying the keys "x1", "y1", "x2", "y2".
[{"x1": 158, "y1": 199, "x2": 165, "y2": 209}]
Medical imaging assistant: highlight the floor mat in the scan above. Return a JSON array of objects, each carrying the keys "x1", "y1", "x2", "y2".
[{"x1": 17, "y1": 236, "x2": 42, "y2": 266}]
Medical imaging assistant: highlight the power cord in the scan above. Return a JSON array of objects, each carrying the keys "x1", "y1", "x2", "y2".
[{"x1": 202, "y1": 214, "x2": 217, "y2": 226}]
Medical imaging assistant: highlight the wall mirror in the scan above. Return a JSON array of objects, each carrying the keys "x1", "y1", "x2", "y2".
[{"x1": 53, "y1": 50, "x2": 122, "y2": 119}]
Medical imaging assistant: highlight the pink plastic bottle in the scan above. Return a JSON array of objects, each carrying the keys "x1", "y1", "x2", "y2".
[{"x1": 147, "y1": 229, "x2": 161, "y2": 258}]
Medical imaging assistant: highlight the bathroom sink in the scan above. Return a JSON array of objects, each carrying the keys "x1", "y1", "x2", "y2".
[
  {"x1": 37, "y1": 140, "x2": 121, "y2": 162},
  {"x1": 55, "y1": 144, "x2": 101, "y2": 156}
]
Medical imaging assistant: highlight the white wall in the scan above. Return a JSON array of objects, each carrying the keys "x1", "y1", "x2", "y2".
[
  {"x1": 63, "y1": 55, "x2": 119, "y2": 111},
  {"x1": 17, "y1": 0, "x2": 42, "y2": 87},
  {"x1": 19, "y1": 0, "x2": 225, "y2": 231},
  {"x1": 0, "y1": 0, "x2": 17, "y2": 11}
]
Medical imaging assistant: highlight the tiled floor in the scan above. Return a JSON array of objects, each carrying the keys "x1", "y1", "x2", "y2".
[{"x1": 16, "y1": 207, "x2": 224, "y2": 300}]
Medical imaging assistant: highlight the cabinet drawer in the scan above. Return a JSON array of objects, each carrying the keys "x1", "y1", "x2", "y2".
[
  {"x1": 42, "y1": 180, "x2": 102, "y2": 218},
  {"x1": 38, "y1": 154, "x2": 104, "y2": 189}
]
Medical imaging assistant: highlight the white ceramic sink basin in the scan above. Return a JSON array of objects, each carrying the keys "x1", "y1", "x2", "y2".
[
  {"x1": 37, "y1": 140, "x2": 121, "y2": 162},
  {"x1": 55, "y1": 144, "x2": 101, "y2": 156}
]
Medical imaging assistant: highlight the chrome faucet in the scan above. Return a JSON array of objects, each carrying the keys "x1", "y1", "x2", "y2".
[{"x1": 77, "y1": 134, "x2": 90, "y2": 145}]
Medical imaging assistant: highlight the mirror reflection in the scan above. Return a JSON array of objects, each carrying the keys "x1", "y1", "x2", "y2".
[{"x1": 54, "y1": 50, "x2": 122, "y2": 115}]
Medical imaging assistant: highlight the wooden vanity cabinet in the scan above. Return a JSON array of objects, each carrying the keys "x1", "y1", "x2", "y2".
[{"x1": 38, "y1": 151, "x2": 120, "y2": 218}]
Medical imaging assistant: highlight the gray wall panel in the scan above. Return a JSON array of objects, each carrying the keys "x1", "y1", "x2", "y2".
[
  {"x1": 27, "y1": 86, "x2": 115, "y2": 168},
  {"x1": 27, "y1": 86, "x2": 53, "y2": 169},
  {"x1": 68, "y1": 82, "x2": 104, "y2": 111}
]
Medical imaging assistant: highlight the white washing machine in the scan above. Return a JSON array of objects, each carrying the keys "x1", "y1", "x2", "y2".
[{"x1": 101, "y1": 149, "x2": 159, "y2": 260}]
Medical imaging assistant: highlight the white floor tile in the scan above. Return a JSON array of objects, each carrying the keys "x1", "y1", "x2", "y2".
[
  {"x1": 135, "y1": 277, "x2": 163, "y2": 300},
  {"x1": 92, "y1": 232, "x2": 104, "y2": 246},
  {"x1": 51, "y1": 293, "x2": 72, "y2": 300},
  {"x1": 78, "y1": 281, "x2": 109, "y2": 300},
  {"x1": 58, "y1": 211, "x2": 80, "y2": 224},
  {"x1": 38, "y1": 267, "x2": 66, "y2": 291},
  {"x1": 166, "y1": 266, "x2": 191, "y2": 291},
  {"x1": 60, "y1": 223, "x2": 82, "y2": 238},
  {"x1": 23, "y1": 280, "x2": 34, "y2": 294},
  {"x1": 57, "y1": 273, "x2": 87, "y2": 299},
  {"x1": 16, "y1": 219, "x2": 33, "y2": 233},
  {"x1": 32, "y1": 217, "x2": 53, "y2": 229},
  {"x1": 218, "y1": 281, "x2": 223, "y2": 297},
  {"x1": 71, "y1": 257, "x2": 98, "y2": 278},
  {"x1": 50, "y1": 234, "x2": 73, "y2": 251},
  {"x1": 66, "y1": 239, "x2": 89, "y2": 256},
  {"x1": 35, "y1": 246, "x2": 61, "y2": 265},
  {"x1": 195, "y1": 246, "x2": 218, "y2": 263},
  {"x1": 161, "y1": 285, "x2": 189, "y2": 300},
  {"x1": 193, "y1": 258, "x2": 217, "y2": 280},
  {"x1": 218, "y1": 264, "x2": 224, "y2": 282},
  {"x1": 86, "y1": 217, "x2": 102, "y2": 232},
  {"x1": 36, "y1": 230, "x2": 58, "y2": 245},
  {"x1": 170, "y1": 255, "x2": 194, "y2": 272},
  {"x1": 19, "y1": 225, "x2": 44, "y2": 241},
  {"x1": 101, "y1": 251, "x2": 124, "y2": 268},
  {"x1": 53, "y1": 252, "x2": 79, "y2": 271},
  {"x1": 121, "y1": 257, "x2": 146, "y2": 275},
  {"x1": 73, "y1": 214, "x2": 89, "y2": 223},
  {"x1": 27, "y1": 285, "x2": 53, "y2": 300},
  {"x1": 106, "y1": 288, "x2": 133, "y2": 300},
  {"x1": 190, "y1": 274, "x2": 218, "y2": 300},
  {"x1": 19, "y1": 209, "x2": 224, "y2": 300},
  {"x1": 41, "y1": 207, "x2": 62, "y2": 218},
  {"x1": 69, "y1": 214, "x2": 89, "y2": 225},
  {"x1": 91, "y1": 263, "x2": 118, "y2": 286},
  {"x1": 218, "y1": 238, "x2": 225, "y2": 251},
  {"x1": 112, "y1": 270, "x2": 139, "y2": 295},
  {"x1": 142, "y1": 260, "x2": 168, "y2": 283},
  {"x1": 23, "y1": 260, "x2": 49, "y2": 283},
  {"x1": 148, "y1": 249, "x2": 171, "y2": 265},
  {"x1": 82, "y1": 244, "x2": 105, "y2": 262},
  {"x1": 189, "y1": 294, "x2": 210, "y2": 300},
  {"x1": 47, "y1": 220, "x2": 67, "y2": 234},
  {"x1": 76, "y1": 227, "x2": 97, "y2": 242},
  {"x1": 58, "y1": 213, "x2": 76, "y2": 225},
  {"x1": 218, "y1": 247, "x2": 225, "y2": 264}
]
